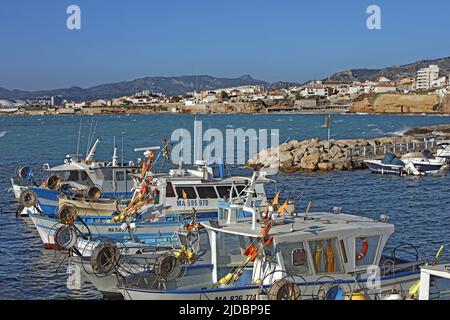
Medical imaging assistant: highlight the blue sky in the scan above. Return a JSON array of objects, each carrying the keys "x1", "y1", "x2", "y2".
[{"x1": 1, "y1": 0, "x2": 449, "y2": 90}]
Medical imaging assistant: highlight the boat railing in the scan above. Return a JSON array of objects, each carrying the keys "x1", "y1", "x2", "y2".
[{"x1": 346, "y1": 140, "x2": 438, "y2": 161}]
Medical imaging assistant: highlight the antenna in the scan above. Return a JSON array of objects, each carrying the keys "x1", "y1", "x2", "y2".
[
  {"x1": 304, "y1": 201, "x2": 312, "y2": 220},
  {"x1": 112, "y1": 136, "x2": 118, "y2": 167},
  {"x1": 86, "y1": 120, "x2": 93, "y2": 157}
]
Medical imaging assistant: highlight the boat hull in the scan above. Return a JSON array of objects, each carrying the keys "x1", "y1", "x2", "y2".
[
  {"x1": 28, "y1": 208, "x2": 217, "y2": 248},
  {"x1": 365, "y1": 160, "x2": 403, "y2": 175},
  {"x1": 119, "y1": 271, "x2": 420, "y2": 300}
]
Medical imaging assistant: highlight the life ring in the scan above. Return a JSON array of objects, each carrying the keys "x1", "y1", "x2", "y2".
[
  {"x1": 357, "y1": 238, "x2": 369, "y2": 261},
  {"x1": 267, "y1": 279, "x2": 302, "y2": 300}
]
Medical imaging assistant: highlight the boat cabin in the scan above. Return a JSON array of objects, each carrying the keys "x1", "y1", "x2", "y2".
[
  {"x1": 203, "y1": 204, "x2": 395, "y2": 287},
  {"x1": 150, "y1": 164, "x2": 268, "y2": 216}
]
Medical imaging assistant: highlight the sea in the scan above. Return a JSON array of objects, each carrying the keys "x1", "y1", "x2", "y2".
[{"x1": 0, "y1": 113, "x2": 450, "y2": 299}]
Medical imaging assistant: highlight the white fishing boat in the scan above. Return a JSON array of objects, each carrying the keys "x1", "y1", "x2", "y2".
[
  {"x1": 26, "y1": 160, "x2": 272, "y2": 248},
  {"x1": 10, "y1": 137, "x2": 138, "y2": 216},
  {"x1": 116, "y1": 171, "x2": 429, "y2": 301},
  {"x1": 63, "y1": 221, "x2": 211, "y2": 297}
]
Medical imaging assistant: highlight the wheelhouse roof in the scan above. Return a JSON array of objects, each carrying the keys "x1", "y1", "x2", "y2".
[{"x1": 202, "y1": 212, "x2": 394, "y2": 241}]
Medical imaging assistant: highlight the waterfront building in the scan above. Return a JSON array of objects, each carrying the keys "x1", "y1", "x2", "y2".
[
  {"x1": 416, "y1": 65, "x2": 445, "y2": 90},
  {"x1": 374, "y1": 83, "x2": 397, "y2": 94}
]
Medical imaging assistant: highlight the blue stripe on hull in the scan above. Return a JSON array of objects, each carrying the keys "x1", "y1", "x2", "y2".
[
  {"x1": 366, "y1": 162, "x2": 402, "y2": 175},
  {"x1": 413, "y1": 163, "x2": 444, "y2": 172}
]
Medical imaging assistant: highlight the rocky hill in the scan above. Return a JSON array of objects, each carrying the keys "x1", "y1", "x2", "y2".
[
  {"x1": 326, "y1": 56, "x2": 450, "y2": 83},
  {"x1": 0, "y1": 75, "x2": 269, "y2": 101}
]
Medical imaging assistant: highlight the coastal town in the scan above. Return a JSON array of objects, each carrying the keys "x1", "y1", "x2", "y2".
[{"x1": 1, "y1": 64, "x2": 450, "y2": 115}]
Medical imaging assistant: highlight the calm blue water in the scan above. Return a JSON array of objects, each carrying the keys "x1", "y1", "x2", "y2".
[{"x1": 1, "y1": 113, "x2": 450, "y2": 299}]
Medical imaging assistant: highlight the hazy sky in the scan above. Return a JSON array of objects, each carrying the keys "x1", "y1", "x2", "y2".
[{"x1": 1, "y1": 0, "x2": 450, "y2": 90}]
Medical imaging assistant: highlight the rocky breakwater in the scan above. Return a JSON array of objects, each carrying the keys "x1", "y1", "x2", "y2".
[{"x1": 249, "y1": 135, "x2": 420, "y2": 173}]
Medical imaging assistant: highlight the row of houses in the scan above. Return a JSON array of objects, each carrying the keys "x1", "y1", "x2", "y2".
[{"x1": 8, "y1": 64, "x2": 447, "y2": 112}]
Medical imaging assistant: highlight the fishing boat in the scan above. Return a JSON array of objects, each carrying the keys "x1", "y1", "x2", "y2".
[
  {"x1": 365, "y1": 151, "x2": 448, "y2": 176},
  {"x1": 26, "y1": 156, "x2": 272, "y2": 248},
  {"x1": 116, "y1": 171, "x2": 429, "y2": 301},
  {"x1": 11, "y1": 137, "x2": 138, "y2": 216},
  {"x1": 61, "y1": 219, "x2": 210, "y2": 297}
]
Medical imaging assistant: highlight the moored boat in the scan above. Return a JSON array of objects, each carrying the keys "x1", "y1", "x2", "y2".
[
  {"x1": 116, "y1": 170, "x2": 429, "y2": 301},
  {"x1": 365, "y1": 151, "x2": 448, "y2": 176}
]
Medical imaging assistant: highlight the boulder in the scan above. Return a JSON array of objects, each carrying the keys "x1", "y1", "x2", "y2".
[
  {"x1": 329, "y1": 145, "x2": 342, "y2": 158},
  {"x1": 278, "y1": 151, "x2": 294, "y2": 170},
  {"x1": 289, "y1": 140, "x2": 302, "y2": 149},
  {"x1": 292, "y1": 147, "x2": 307, "y2": 163},
  {"x1": 279, "y1": 143, "x2": 294, "y2": 153},
  {"x1": 318, "y1": 162, "x2": 334, "y2": 171},
  {"x1": 300, "y1": 150, "x2": 321, "y2": 171},
  {"x1": 334, "y1": 162, "x2": 351, "y2": 171}
]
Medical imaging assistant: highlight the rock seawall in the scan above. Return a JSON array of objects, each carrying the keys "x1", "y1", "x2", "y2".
[{"x1": 249, "y1": 135, "x2": 421, "y2": 173}]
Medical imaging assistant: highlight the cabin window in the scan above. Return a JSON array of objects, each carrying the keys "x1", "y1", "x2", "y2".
[
  {"x1": 278, "y1": 242, "x2": 310, "y2": 275},
  {"x1": 235, "y1": 185, "x2": 246, "y2": 197},
  {"x1": 292, "y1": 249, "x2": 307, "y2": 267},
  {"x1": 166, "y1": 182, "x2": 176, "y2": 198},
  {"x1": 355, "y1": 236, "x2": 380, "y2": 267},
  {"x1": 79, "y1": 171, "x2": 89, "y2": 182},
  {"x1": 216, "y1": 186, "x2": 232, "y2": 199},
  {"x1": 68, "y1": 171, "x2": 79, "y2": 181},
  {"x1": 340, "y1": 240, "x2": 348, "y2": 264},
  {"x1": 126, "y1": 172, "x2": 133, "y2": 182},
  {"x1": 115, "y1": 171, "x2": 125, "y2": 181},
  {"x1": 216, "y1": 233, "x2": 253, "y2": 266},
  {"x1": 153, "y1": 189, "x2": 160, "y2": 204},
  {"x1": 103, "y1": 170, "x2": 113, "y2": 181},
  {"x1": 196, "y1": 186, "x2": 218, "y2": 199},
  {"x1": 308, "y1": 238, "x2": 343, "y2": 274},
  {"x1": 175, "y1": 187, "x2": 197, "y2": 199}
]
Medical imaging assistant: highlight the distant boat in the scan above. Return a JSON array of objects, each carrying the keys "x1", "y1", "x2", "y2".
[
  {"x1": 0, "y1": 106, "x2": 19, "y2": 113},
  {"x1": 365, "y1": 151, "x2": 448, "y2": 176}
]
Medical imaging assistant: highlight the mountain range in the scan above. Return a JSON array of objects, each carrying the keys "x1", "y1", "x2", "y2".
[
  {"x1": 325, "y1": 56, "x2": 450, "y2": 83},
  {"x1": 0, "y1": 75, "x2": 269, "y2": 101},
  {"x1": 1, "y1": 56, "x2": 450, "y2": 100}
]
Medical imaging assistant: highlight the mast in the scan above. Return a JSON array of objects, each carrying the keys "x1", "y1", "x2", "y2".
[
  {"x1": 86, "y1": 137, "x2": 101, "y2": 161},
  {"x1": 112, "y1": 136, "x2": 118, "y2": 167}
]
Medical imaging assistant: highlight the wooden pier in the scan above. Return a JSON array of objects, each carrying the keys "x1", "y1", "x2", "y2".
[{"x1": 346, "y1": 140, "x2": 437, "y2": 161}]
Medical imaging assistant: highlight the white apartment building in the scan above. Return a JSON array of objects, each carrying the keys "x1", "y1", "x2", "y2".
[{"x1": 416, "y1": 65, "x2": 445, "y2": 90}]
